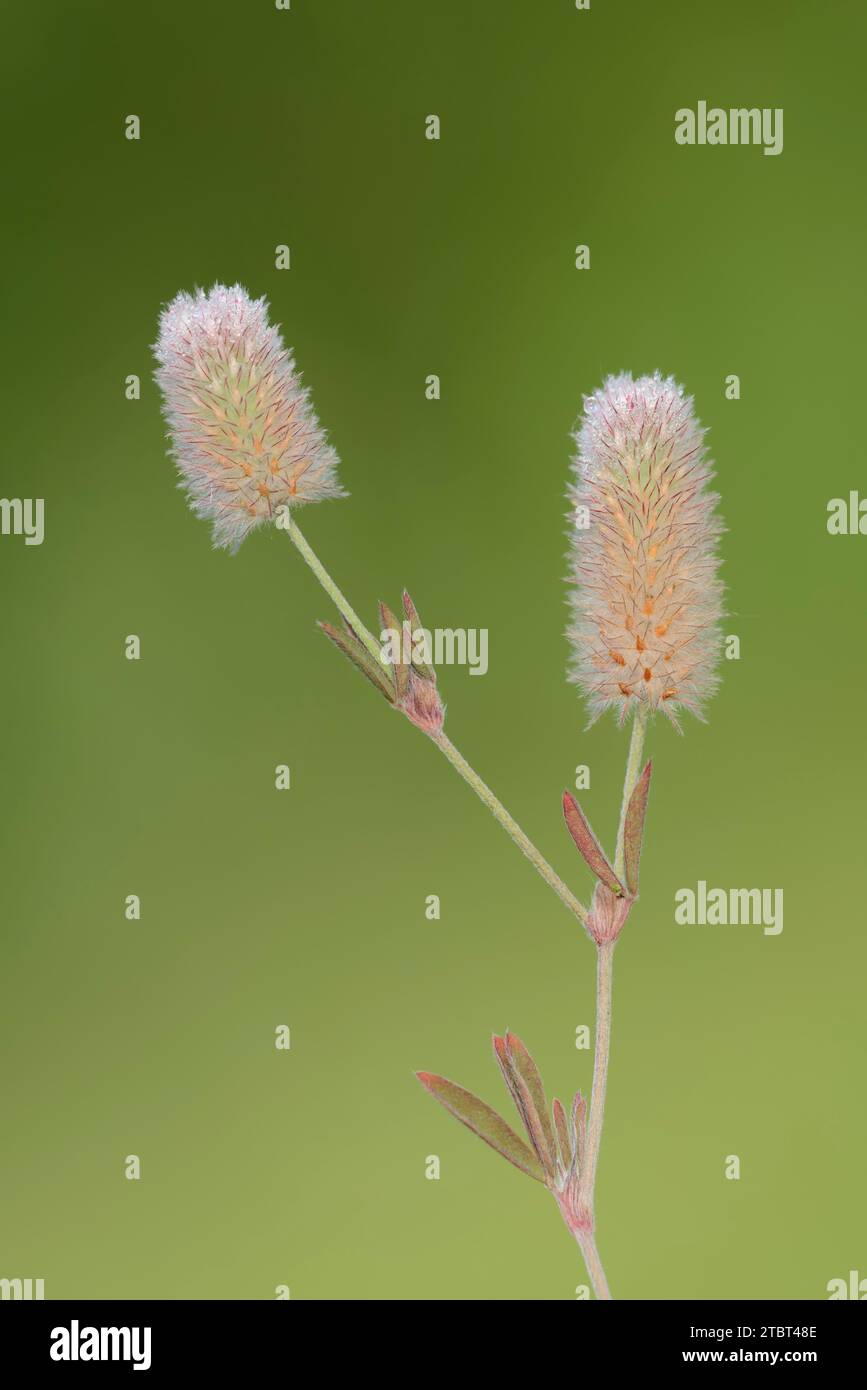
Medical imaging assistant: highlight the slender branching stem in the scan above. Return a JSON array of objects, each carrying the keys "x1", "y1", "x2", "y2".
[
  {"x1": 579, "y1": 940, "x2": 615, "y2": 1218},
  {"x1": 285, "y1": 514, "x2": 653, "y2": 1302},
  {"x1": 286, "y1": 514, "x2": 385, "y2": 668},
  {"x1": 285, "y1": 516, "x2": 589, "y2": 928},
  {"x1": 576, "y1": 1230, "x2": 612, "y2": 1302},
  {"x1": 576, "y1": 703, "x2": 650, "y2": 1300},
  {"x1": 615, "y1": 703, "x2": 650, "y2": 880},
  {"x1": 430, "y1": 730, "x2": 589, "y2": 927}
]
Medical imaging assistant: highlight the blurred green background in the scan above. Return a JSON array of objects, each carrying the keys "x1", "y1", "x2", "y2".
[{"x1": 2, "y1": 0, "x2": 865, "y2": 1300}]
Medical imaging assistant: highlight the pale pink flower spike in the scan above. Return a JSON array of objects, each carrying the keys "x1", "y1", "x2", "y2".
[
  {"x1": 154, "y1": 284, "x2": 345, "y2": 551},
  {"x1": 567, "y1": 372, "x2": 724, "y2": 730}
]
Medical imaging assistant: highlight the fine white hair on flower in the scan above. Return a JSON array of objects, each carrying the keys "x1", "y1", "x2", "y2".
[
  {"x1": 153, "y1": 283, "x2": 345, "y2": 551},
  {"x1": 567, "y1": 372, "x2": 724, "y2": 731}
]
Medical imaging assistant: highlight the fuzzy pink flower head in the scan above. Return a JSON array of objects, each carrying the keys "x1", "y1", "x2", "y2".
[
  {"x1": 567, "y1": 373, "x2": 724, "y2": 730},
  {"x1": 154, "y1": 284, "x2": 345, "y2": 551}
]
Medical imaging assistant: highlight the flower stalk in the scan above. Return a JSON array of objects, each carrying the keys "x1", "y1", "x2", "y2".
[
  {"x1": 430, "y1": 730, "x2": 589, "y2": 927},
  {"x1": 285, "y1": 513, "x2": 384, "y2": 668},
  {"x1": 283, "y1": 516, "x2": 590, "y2": 925},
  {"x1": 583, "y1": 707, "x2": 650, "y2": 1201}
]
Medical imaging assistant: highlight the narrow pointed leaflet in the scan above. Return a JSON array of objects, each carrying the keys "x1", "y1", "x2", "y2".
[
  {"x1": 415, "y1": 1072, "x2": 546, "y2": 1183},
  {"x1": 562, "y1": 791, "x2": 625, "y2": 897}
]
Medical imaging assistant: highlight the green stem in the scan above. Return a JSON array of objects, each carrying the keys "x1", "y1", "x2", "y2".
[
  {"x1": 284, "y1": 516, "x2": 588, "y2": 928},
  {"x1": 431, "y1": 730, "x2": 589, "y2": 927},
  {"x1": 614, "y1": 702, "x2": 650, "y2": 880},
  {"x1": 579, "y1": 939, "x2": 615, "y2": 1216},
  {"x1": 576, "y1": 703, "x2": 649, "y2": 1298},
  {"x1": 285, "y1": 516, "x2": 652, "y2": 1300},
  {"x1": 576, "y1": 1230, "x2": 612, "y2": 1301},
  {"x1": 286, "y1": 514, "x2": 385, "y2": 668}
]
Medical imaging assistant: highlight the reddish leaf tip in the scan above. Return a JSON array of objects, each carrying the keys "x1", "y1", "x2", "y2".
[
  {"x1": 414, "y1": 1065, "x2": 547, "y2": 1183},
  {"x1": 562, "y1": 791, "x2": 625, "y2": 896},
  {"x1": 623, "y1": 759, "x2": 654, "y2": 897}
]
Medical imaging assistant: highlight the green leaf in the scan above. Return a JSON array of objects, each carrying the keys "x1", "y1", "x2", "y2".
[
  {"x1": 503, "y1": 1033, "x2": 557, "y2": 1183},
  {"x1": 395, "y1": 621, "x2": 413, "y2": 699},
  {"x1": 571, "y1": 1091, "x2": 587, "y2": 1170},
  {"x1": 562, "y1": 791, "x2": 625, "y2": 897},
  {"x1": 552, "y1": 1097, "x2": 571, "y2": 1172},
  {"x1": 416, "y1": 1071, "x2": 546, "y2": 1183},
  {"x1": 623, "y1": 760, "x2": 653, "y2": 897},
  {"x1": 493, "y1": 1033, "x2": 532, "y2": 1136},
  {"x1": 378, "y1": 600, "x2": 411, "y2": 698},
  {"x1": 378, "y1": 600, "x2": 403, "y2": 653},
  {"x1": 402, "y1": 590, "x2": 422, "y2": 629},
  {"x1": 319, "y1": 621, "x2": 395, "y2": 703},
  {"x1": 402, "y1": 590, "x2": 436, "y2": 682}
]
